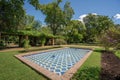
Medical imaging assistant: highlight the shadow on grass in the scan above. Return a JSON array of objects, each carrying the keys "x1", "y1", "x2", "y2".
[{"x1": 71, "y1": 67, "x2": 100, "y2": 80}]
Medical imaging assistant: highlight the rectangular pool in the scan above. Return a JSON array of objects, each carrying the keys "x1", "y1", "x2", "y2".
[{"x1": 15, "y1": 47, "x2": 92, "y2": 80}]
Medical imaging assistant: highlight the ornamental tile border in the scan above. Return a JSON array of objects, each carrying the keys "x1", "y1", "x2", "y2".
[{"x1": 15, "y1": 47, "x2": 93, "y2": 80}]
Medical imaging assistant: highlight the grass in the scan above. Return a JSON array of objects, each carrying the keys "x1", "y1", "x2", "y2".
[
  {"x1": 0, "y1": 51, "x2": 48, "y2": 80},
  {"x1": 115, "y1": 50, "x2": 120, "y2": 58},
  {"x1": 71, "y1": 48, "x2": 101, "y2": 80},
  {"x1": 0, "y1": 46, "x2": 102, "y2": 80}
]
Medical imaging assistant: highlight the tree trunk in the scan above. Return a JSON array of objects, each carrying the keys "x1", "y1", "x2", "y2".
[
  {"x1": 25, "y1": 35, "x2": 28, "y2": 40},
  {"x1": 0, "y1": 32, "x2": 1, "y2": 40},
  {"x1": 19, "y1": 35, "x2": 23, "y2": 47},
  {"x1": 33, "y1": 37, "x2": 37, "y2": 46},
  {"x1": 51, "y1": 38, "x2": 54, "y2": 46}
]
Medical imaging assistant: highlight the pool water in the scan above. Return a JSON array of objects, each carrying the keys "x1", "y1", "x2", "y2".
[{"x1": 23, "y1": 48, "x2": 90, "y2": 75}]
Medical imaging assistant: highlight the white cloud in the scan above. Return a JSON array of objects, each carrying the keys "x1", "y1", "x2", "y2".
[
  {"x1": 114, "y1": 14, "x2": 120, "y2": 19},
  {"x1": 78, "y1": 13, "x2": 97, "y2": 22},
  {"x1": 92, "y1": 13, "x2": 97, "y2": 15},
  {"x1": 78, "y1": 14, "x2": 87, "y2": 22}
]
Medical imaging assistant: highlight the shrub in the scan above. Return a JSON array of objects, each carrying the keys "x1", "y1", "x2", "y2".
[
  {"x1": 0, "y1": 40, "x2": 6, "y2": 47},
  {"x1": 115, "y1": 50, "x2": 120, "y2": 58},
  {"x1": 22, "y1": 39, "x2": 31, "y2": 51},
  {"x1": 40, "y1": 33, "x2": 46, "y2": 46},
  {"x1": 99, "y1": 28, "x2": 120, "y2": 51},
  {"x1": 55, "y1": 39, "x2": 67, "y2": 45}
]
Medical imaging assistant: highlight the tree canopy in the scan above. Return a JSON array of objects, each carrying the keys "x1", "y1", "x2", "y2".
[
  {"x1": 0, "y1": 0, "x2": 119, "y2": 47},
  {"x1": 39, "y1": 0, "x2": 74, "y2": 35},
  {"x1": 0, "y1": 0, "x2": 40, "y2": 32},
  {"x1": 83, "y1": 14, "x2": 114, "y2": 42}
]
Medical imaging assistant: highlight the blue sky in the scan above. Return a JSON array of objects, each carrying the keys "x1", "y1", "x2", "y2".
[{"x1": 24, "y1": 0, "x2": 120, "y2": 24}]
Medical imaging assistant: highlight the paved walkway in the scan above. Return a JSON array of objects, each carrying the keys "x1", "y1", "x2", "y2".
[{"x1": 0, "y1": 48, "x2": 24, "y2": 52}]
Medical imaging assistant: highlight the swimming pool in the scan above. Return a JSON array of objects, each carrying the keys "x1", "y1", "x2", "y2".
[{"x1": 15, "y1": 47, "x2": 92, "y2": 80}]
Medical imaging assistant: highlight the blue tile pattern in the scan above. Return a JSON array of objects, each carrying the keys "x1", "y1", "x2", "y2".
[{"x1": 23, "y1": 48, "x2": 90, "y2": 75}]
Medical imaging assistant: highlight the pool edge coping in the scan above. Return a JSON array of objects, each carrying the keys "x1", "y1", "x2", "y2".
[{"x1": 15, "y1": 47, "x2": 93, "y2": 80}]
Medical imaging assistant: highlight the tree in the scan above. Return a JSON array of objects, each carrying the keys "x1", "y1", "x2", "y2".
[
  {"x1": 19, "y1": 15, "x2": 41, "y2": 30},
  {"x1": 99, "y1": 27, "x2": 120, "y2": 50},
  {"x1": 0, "y1": 0, "x2": 40, "y2": 40},
  {"x1": 20, "y1": 15, "x2": 34, "y2": 30},
  {"x1": 40, "y1": 0, "x2": 63, "y2": 35},
  {"x1": 64, "y1": 20, "x2": 85, "y2": 43},
  {"x1": 0, "y1": 0, "x2": 25, "y2": 32},
  {"x1": 64, "y1": 1, "x2": 74, "y2": 26},
  {"x1": 39, "y1": 0, "x2": 74, "y2": 35},
  {"x1": 83, "y1": 14, "x2": 114, "y2": 43},
  {"x1": 32, "y1": 20, "x2": 42, "y2": 30},
  {"x1": 18, "y1": 15, "x2": 42, "y2": 47}
]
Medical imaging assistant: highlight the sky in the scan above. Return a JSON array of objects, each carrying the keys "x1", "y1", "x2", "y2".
[{"x1": 24, "y1": 0, "x2": 120, "y2": 24}]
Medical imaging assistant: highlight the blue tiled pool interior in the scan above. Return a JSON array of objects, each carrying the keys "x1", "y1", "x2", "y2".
[{"x1": 23, "y1": 48, "x2": 90, "y2": 75}]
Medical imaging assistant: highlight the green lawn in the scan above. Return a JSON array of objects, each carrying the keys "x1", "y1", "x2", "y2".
[
  {"x1": 0, "y1": 51, "x2": 48, "y2": 80},
  {"x1": 115, "y1": 50, "x2": 120, "y2": 58},
  {"x1": 0, "y1": 47, "x2": 101, "y2": 80},
  {"x1": 72, "y1": 48, "x2": 101, "y2": 80}
]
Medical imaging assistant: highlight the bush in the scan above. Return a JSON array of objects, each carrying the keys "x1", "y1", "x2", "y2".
[
  {"x1": 99, "y1": 28, "x2": 120, "y2": 51},
  {"x1": 0, "y1": 40, "x2": 6, "y2": 47},
  {"x1": 115, "y1": 50, "x2": 120, "y2": 58},
  {"x1": 40, "y1": 33, "x2": 46, "y2": 46},
  {"x1": 22, "y1": 39, "x2": 31, "y2": 51},
  {"x1": 55, "y1": 39, "x2": 67, "y2": 45}
]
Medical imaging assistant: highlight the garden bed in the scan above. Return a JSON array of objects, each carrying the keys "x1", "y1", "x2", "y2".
[{"x1": 101, "y1": 51, "x2": 120, "y2": 80}]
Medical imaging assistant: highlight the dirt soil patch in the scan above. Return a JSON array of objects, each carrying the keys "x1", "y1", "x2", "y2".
[{"x1": 101, "y1": 51, "x2": 120, "y2": 80}]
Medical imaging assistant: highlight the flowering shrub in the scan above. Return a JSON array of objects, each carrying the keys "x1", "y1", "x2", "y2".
[{"x1": 99, "y1": 28, "x2": 120, "y2": 51}]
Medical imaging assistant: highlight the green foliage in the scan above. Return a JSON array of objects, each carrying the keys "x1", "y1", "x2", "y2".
[
  {"x1": 115, "y1": 50, "x2": 120, "y2": 58},
  {"x1": 0, "y1": 0, "x2": 25, "y2": 32},
  {"x1": 0, "y1": 0, "x2": 40, "y2": 32},
  {"x1": 40, "y1": 26, "x2": 52, "y2": 35},
  {"x1": 19, "y1": 15, "x2": 42, "y2": 31},
  {"x1": 40, "y1": 33, "x2": 46, "y2": 46},
  {"x1": 99, "y1": 27, "x2": 120, "y2": 51},
  {"x1": 55, "y1": 39, "x2": 67, "y2": 45},
  {"x1": 22, "y1": 39, "x2": 31, "y2": 50},
  {"x1": 32, "y1": 20, "x2": 42, "y2": 30},
  {"x1": 72, "y1": 67, "x2": 100, "y2": 80},
  {"x1": 40, "y1": 0, "x2": 74, "y2": 35},
  {"x1": 0, "y1": 51, "x2": 47, "y2": 80},
  {"x1": 64, "y1": 20, "x2": 85, "y2": 43},
  {"x1": 0, "y1": 40, "x2": 6, "y2": 47},
  {"x1": 83, "y1": 14, "x2": 114, "y2": 43},
  {"x1": 64, "y1": 1, "x2": 74, "y2": 25}
]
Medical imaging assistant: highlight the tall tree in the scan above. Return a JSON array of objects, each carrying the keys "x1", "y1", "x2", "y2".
[
  {"x1": 64, "y1": 20, "x2": 85, "y2": 43},
  {"x1": 39, "y1": 0, "x2": 74, "y2": 35},
  {"x1": 0, "y1": 0, "x2": 40, "y2": 32},
  {"x1": 83, "y1": 14, "x2": 114, "y2": 42},
  {"x1": 40, "y1": 0, "x2": 63, "y2": 35},
  {"x1": 64, "y1": 1, "x2": 74, "y2": 26},
  {"x1": 0, "y1": 0, "x2": 25, "y2": 32},
  {"x1": 20, "y1": 15, "x2": 34, "y2": 30},
  {"x1": 32, "y1": 20, "x2": 42, "y2": 31}
]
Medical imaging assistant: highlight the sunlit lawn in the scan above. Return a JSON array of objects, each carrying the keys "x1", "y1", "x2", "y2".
[
  {"x1": 0, "y1": 51, "x2": 48, "y2": 80},
  {"x1": 115, "y1": 50, "x2": 120, "y2": 58},
  {"x1": 72, "y1": 48, "x2": 101, "y2": 80},
  {"x1": 0, "y1": 46, "x2": 101, "y2": 80}
]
